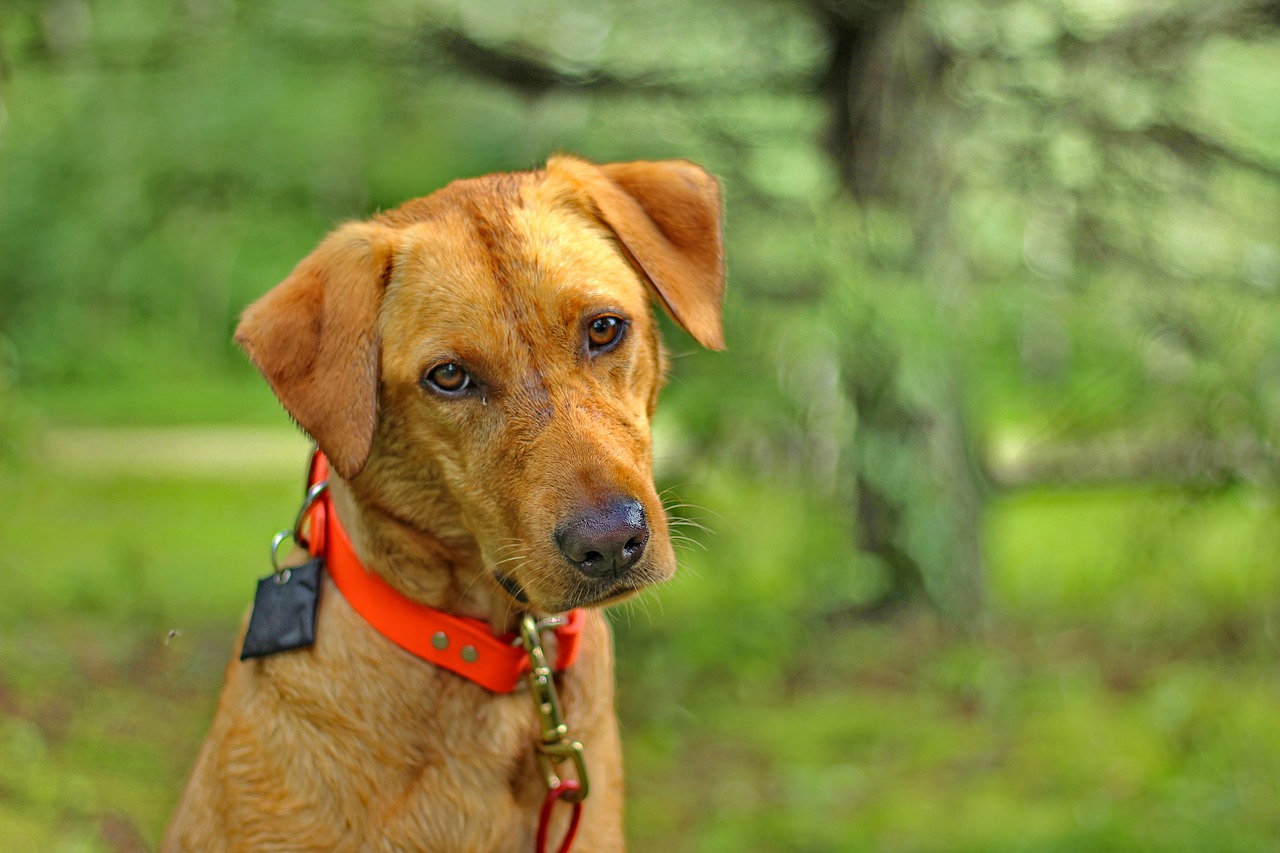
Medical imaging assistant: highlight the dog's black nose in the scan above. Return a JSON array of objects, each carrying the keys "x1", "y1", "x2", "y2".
[{"x1": 555, "y1": 498, "x2": 649, "y2": 579}]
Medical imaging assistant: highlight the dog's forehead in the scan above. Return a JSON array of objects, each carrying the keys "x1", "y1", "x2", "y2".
[{"x1": 379, "y1": 174, "x2": 649, "y2": 349}]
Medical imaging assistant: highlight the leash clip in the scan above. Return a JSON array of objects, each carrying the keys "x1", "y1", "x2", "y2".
[
  {"x1": 511, "y1": 614, "x2": 568, "y2": 646},
  {"x1": 269, "y1": 480, "x2": 329, "y2": 581},
  {"x1": 519, "y1": 613, "x2": 590, "y2": 804}
]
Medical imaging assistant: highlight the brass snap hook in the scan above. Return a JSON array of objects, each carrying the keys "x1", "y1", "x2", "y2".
[
  {"x1": 519, "y1": 613, "x2": 591, "y2": 803},
  {"x1": 269, "y1": 481, "x2": 329, "y2": 582}
]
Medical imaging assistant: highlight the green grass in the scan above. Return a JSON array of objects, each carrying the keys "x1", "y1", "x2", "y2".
[
  {"x1": 0, "y1": 470, "x2": 299, "y2": 627},
  {"x1": 2, "y1": 448, "x2": 1279, "y2": 851},
  {"x1": 23, "y1": 372, "x2": 287, "y2": 427},
  {"x1": 623, "y1": 621, "x2": 1280, "y2": 852},
  {"x1": 987, "y1": 487, "x2": 1280, "y2": 641},
  {"x1": 0, "y1": 620, "x2": 229, "y2": 850}
]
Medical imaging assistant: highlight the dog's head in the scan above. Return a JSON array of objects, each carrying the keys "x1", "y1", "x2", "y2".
[{"x1": 235, "y1": 156, "x2": 724, "y2": 613}]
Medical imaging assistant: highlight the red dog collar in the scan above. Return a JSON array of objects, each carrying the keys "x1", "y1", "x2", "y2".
[{"x1": 299, "y1": 451, "x2": 584, "y2": 693}]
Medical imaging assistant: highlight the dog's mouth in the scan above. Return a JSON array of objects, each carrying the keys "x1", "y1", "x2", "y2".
[
  {"x1": 495, "y1": 572, "x2": 530, "y2": 603},
  {"x1": 493, "y1": 570, "x2": 643, "y2": 611},
  {"x1": 569, "y1": 584, "x2": 642, "y2": 608}
]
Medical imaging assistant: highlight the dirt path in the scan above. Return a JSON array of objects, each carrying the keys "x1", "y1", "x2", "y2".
[{"x1": 37, "y1": 426, "x2": 312, "y2": 478}]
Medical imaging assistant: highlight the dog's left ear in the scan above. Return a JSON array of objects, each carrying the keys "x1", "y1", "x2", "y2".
[
  {"x1": 234, "y1": 222, "x2": 392, "y2": 479},
  {"x1": 550, "y1": 156, "x2": 726, "y2": 350}
]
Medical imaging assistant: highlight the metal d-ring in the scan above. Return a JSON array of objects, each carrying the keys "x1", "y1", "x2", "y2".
[
  {"x1": 293, "y1": 481, "x2": 329, "y2": 544},
  {"x1": 269, "y1": 529, "x2": 293, "y2": 579},
  {"x1": 269, "y1": 480, "x2": 329, "y2": 581}
]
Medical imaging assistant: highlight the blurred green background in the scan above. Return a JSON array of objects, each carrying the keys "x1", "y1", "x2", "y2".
[{"x1": 2, "y1": 0, "x2": 1279, "y2": 850}]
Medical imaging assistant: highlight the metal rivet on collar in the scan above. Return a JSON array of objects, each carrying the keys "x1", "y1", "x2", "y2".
[
  {"x1": 461, "y1": 645, "x2": 478, "y2": 663},
  {"x1": 432, "y1": 632, "x2": 449, "y2": 650}
]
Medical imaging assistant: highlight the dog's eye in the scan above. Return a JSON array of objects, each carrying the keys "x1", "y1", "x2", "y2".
[
  {"x1": 422, "y1": 362, "x2": 470, "y2": 394},
  {"x1": 587, "y1": 315, "x2": 625, "y2": 351}
]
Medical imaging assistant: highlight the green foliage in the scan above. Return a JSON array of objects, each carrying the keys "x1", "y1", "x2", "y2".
[
  {"x1": 0, "y1": 335, "x2": 25, "y2": 465},
  {"x1": 2, "y1": 0, "x2": 1280, "y2": 848}
]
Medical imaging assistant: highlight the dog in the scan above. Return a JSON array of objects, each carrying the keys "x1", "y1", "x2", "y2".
[{"x1": 163, "y1": 156, "x2": 725, "y2": 852}]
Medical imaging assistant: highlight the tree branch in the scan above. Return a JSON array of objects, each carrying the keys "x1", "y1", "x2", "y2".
[
  {"x1": 986, "y1": 434, "x2": 1277, "y2": 489},
  {"x1": 423, "y1": 27, "x2": 683, "y2": 97},
  {"x1": 1056, "y1": 0, "x2": 1280, "y2": 57},
  {"x1": 419, "y1": 25, "x2": 818, "y2": 98},
  {"x1": 1143, "y1": 121, "x2": 1280, "y2": 183}
]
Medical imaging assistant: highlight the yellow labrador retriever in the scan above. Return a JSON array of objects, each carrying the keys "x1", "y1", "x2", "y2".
[{"x1": 164, "y1": 156, "x2": 724, "y2": 852}]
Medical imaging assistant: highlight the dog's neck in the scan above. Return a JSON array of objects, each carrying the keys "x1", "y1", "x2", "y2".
[{"x1": 326, "y1": 475, "x2": 517, "y2": 633}]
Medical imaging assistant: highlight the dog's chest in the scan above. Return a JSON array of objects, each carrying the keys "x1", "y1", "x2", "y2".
[{"x1": 239, "y1": 603, "x2": 553, "y2": 850}]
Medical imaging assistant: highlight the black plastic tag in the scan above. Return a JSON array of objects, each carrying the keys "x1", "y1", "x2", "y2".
[{"x1": 240, "y1": 558, "x2": 322, "y2": 660}]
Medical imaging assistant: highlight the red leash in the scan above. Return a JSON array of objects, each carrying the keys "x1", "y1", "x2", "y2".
[{"x1": 537, "y1": 780, "x2": 583, "y2": 853}]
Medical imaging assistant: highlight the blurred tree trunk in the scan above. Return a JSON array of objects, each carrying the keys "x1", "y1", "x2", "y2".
[
  {"x1": 816, "y1": 0, "x2": 986, "y2": 619},
  {"x1": 812, "y1": 0, "x2": 1280, "y2": 616}
]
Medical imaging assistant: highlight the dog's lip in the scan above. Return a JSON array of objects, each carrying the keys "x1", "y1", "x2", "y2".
[
  {"x1": 494, "y1": 572, "x2": 529, "y2": 603},
  {"x1": 564, "y1": 583, "x2": 642, "y2": 609},
  {"x1": 496, "y1": 568, "x2": 643, "y2": 610}
]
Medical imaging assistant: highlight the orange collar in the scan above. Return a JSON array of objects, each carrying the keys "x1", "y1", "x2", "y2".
[{"x1": 300, "y1": 452, "x2": 584, "y2": 693}]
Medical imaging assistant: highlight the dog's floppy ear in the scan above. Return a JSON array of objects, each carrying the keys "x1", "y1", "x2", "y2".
[
  {"x1": 234, "y1": 222, "x2": 392, "y2": 479},
  {"x1": 549, "y1": 156, "x2": 726, "y2": 350}
]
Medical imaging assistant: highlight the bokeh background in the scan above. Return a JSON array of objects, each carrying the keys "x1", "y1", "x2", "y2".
[{"x1": 2, "y1": 0, "x2": 1280, "y2": 850}]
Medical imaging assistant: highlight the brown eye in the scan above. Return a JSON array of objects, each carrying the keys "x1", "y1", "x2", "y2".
[
  {"x1": 423, "y1": 362, "x2": 470, "y2": 394},
  {"x1": 587, "y1": 315, "x2": 625, "y2": 351}
]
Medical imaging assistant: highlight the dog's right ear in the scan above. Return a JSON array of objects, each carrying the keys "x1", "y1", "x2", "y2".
[
  {"x1": 548, "y1": 155, "x2": 727, "y2": 350},
  {"x1": 234, "y1": 222, "x2": 392, "y2": 480}
]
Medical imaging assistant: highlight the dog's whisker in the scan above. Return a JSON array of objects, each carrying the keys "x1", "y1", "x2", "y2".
[
  {"x1": 458, "y1": 568, "x2": 496, "y2": 604},
  {"x1": 668, "y1": 517, "x2": 713, "y2": 531},
  {"x1": 662, "y1": 501, "x2": 726, "y2": 523},
  {"x1": 665, "y1": 505, "x2": 708, "y2": 516},
  {"x1": 633, "y1": 588, "x2": 655, "y2": 625},
  {"x1": 672, "y1": 535, "x2": 706, "y2": 552},
  {"x1": 665, "y1": 525, "x2": 716, "y2": 545},
  {"x1": 460, "y1": 546, "x2": 530, "y2": 606},
  {"x1": 663, "y1": 505, "x2": 716, "y2": 524},
  {"x1": 664, "y1": 513, "x2": 713, "y2": 526},
  {"x1": 668, "y1": 533, "x2": 709, "y2": 548}
]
